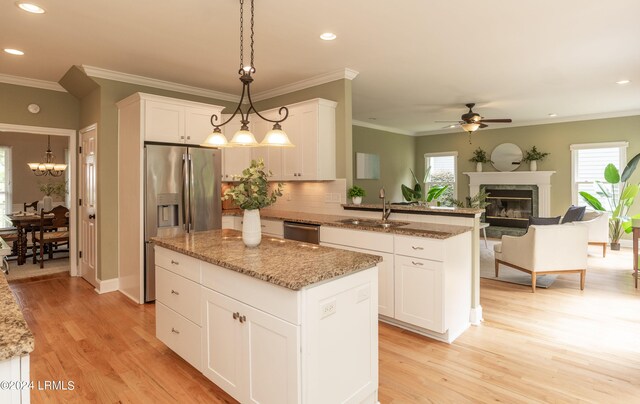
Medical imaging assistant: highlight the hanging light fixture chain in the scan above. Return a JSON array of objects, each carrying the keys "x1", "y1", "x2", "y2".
[
  {"x1": 239, "y1": 0, "x2": 244, "y2": 70},
  {"x1": 250, "y1": 0, "x2": 255, "y2": 69}
]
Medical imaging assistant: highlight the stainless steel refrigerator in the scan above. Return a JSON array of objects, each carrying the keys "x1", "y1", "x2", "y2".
[{"x1": 144, "y1": 144, "x2": 222, "y2": 302}]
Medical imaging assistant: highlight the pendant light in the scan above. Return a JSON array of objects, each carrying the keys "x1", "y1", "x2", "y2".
[
  {"x1": 27, "y1": 135, "x2": 67, "y2": 177},
  {"x1": 201, "y1": 0, "x2": 294, "y2": 148}
]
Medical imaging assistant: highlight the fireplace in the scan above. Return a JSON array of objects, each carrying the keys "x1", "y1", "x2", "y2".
[{"x1": 484, "y1": 188, "x2": 534, "y2": 229}]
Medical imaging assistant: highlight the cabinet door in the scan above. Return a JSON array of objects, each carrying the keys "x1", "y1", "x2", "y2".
[
  {"x1": 144, "y1": 100, "x2": 185, "y2": 143},
  {"x1": 201, "y1": 288, "x2": 244, "y2": 403},
  {"x1": 243, "y1": 302, "x2": 300, "y2": 404},
  {"x1": 394, "y1": 255, "x2": 444, "y2": 333},
  {"x1": 185, "y1": 106, "x2": 221, "y2": 145},
  {"x1": 281, "y1": 107, "x2": 303, "y2": 181}
]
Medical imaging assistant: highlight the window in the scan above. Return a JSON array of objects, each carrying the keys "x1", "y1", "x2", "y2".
[
  {"x1": 571, "y1": 142, "x2": 628, "y2": 210},
  {"x1": 424, "y1": 152, "x2": 457, "y2": 201},
  {"x1": 0, "y1": 147, "x2": 12, "y2": 214}
]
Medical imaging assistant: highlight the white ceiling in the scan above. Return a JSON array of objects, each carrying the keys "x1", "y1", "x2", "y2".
[{"x1": 1, "y1": 0, "x2": 639, "y2": 135}]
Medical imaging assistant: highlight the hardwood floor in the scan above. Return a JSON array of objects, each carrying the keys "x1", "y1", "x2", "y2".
[{"x1": 9, "y1": 249, "x2": 640, "y2": 403}]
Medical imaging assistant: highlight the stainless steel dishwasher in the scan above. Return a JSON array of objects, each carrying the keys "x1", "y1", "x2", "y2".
[{"x1": 283, "y1": 221, "x2": 320, "y2": 244}]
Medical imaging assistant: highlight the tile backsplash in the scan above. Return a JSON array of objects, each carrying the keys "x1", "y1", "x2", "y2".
[{"x1": 267, "y1": 179, "x2": 348, "y2": 215}]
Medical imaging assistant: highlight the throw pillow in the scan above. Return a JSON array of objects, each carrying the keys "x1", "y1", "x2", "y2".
[
  {"x1": 561, "y1": 205, "x2": 586, "y2": 224},
  {"x1": 528, "y1": 216, "x2": 561, "y2": 226}
]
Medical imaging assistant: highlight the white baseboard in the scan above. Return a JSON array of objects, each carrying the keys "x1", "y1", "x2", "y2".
[
  {"x1": 470, "y1": 305, "x2": 483, "y2": 325},
  {"x1": 94, "y1": 278, "x2": 119, "y2": 294},
  {"x1": 620, "y1": 240, "x2": 633, "y2": 249},
  {"x1": 118, "y1": 288, "x2": 143, "y2": 304}
]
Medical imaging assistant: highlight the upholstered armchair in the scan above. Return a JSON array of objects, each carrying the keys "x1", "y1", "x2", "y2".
[
  {"x1": 493, "y1": 224, "x2": 589, "y2": 292},
  {"x1": 579, "y1": 211, "x2": 609, "y2": 256}
]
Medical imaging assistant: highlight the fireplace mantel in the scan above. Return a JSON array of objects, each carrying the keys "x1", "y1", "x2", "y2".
[{"x1": 464, "y1": 171, "x2": 556, "y2": 216}]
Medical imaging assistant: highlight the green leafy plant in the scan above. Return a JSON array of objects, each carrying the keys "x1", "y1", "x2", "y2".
[
  {"x1": 401, "y1": 168, "x2": 449, "y2": 203},
  {"x1": 522, "y1": 146, "x2": 550, "y2": 162},
  {"x1": 469, "y1": 148, "x2": 493, "y2": 164},
  {"x1": 347, "y1": 185, "x2": 366, "y2": 198},
  {"x1": 447, "y1": 189, "x2": 492, "y2": 209},
  {"x1": 579, "y1": 152, "x2": 640, "y2": 245},
  {"x1": 39, "y1": 181, "x2": 67, "y2": 199},
  {"x1": 222, "y1": 159, "x2": 283, "y2": 210}
]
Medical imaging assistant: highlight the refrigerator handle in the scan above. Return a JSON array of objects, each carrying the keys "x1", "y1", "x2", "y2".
[
  {"x1": 182, "y1": 153, "x2": 189, "y2": 231},
  {"x1": 189, "y1": 155, "x2": 195, "y2": 231}
]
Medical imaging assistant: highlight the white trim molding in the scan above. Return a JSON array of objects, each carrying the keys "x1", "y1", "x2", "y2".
[
  {"x1": 95, "y1": 278, "x2": 120, "y2": 294},
  {"x1": 570, "y1": 141, "x2": 628, "y2": 206},
  {"x1": 0, "y1": 123, "x2": 75, "y2": 136},
  {"x1": 251, "y1": 68, "x2": 360, "y2": 101},
  {"x1": 353, "y1": 120, "x2": 416, "y2": 136},
  {"x1": 0, "y1": 73, "x2": 67, "y2": 92},
  {"x1": 570, "y1": 141, "x2": 629, "y2": 151},
  {"x1": 80, "y1": 65, "x2": 239, "y2": 102}
]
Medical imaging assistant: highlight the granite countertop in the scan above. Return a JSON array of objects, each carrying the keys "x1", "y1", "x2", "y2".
[
  {"x1": 151, "y1": 229, "x2": 382, "y2": 290},
  {"x1": 342, "y1": 203, "x2": 484, "y2": 217},
  {"x1": 0, "y1": 276, "x2": 34, "y2": 361},
  {"x1": 223, "y1": 209, "x2": 472, "y2": 239}
]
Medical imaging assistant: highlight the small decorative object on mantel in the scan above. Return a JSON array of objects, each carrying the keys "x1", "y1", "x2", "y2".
[
  {"x1": 522, "y1": 146, "x2": 550, "y2": 172},
  {"x1": 222, "y1": 159, "x2": 283, "y2": 247},
  {"x1": 469, "y1": 147, "x2": 493, "y2": 172},
  {"x1": 347, "y1": 185, "x2": 366, "y2": 205}
]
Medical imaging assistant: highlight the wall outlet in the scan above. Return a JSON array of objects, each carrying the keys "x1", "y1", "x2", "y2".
[
  {"x1": 286, "y1": 193, "x2": 291, "y2": 201},
  {"x1": 320, "y1": 300, "x2": 337, "y2": 319}
]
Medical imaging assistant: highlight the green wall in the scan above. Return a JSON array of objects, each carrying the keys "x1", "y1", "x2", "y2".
[
  {"x1": 415, "y1": 115, "x2": 640, "y2": 218},
  {"x1": 253, "y1": 79, "x2": 353, "y2": 184},
  {"x1": 352, "y1": 125, "x2": 416, "y2": 203},
  {"x1": 0, "y1": 82, "x2": 79, "y2": 129}
]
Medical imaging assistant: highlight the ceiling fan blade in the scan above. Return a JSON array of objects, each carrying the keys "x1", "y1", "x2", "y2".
[
  {"x1": 479, "y1": 123, "x2": 488, "y2": 128},
  {"x1": 479, "y1": 119, "x2": 512, "y2": 123},
  {"x1": 434, "y1": 120, "x2": 462, "y2": 123}
]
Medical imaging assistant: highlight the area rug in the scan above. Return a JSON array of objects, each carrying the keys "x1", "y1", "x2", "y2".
[
  {"x1": 5, "y1": 256, "x2": 69, "y2": 281},
  {"x1": 480, "y1": 240, "x2": 557, "y2": 288}
]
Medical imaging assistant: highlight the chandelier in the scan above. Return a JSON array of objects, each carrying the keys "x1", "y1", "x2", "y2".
[
  {"x1": 201, "y1": 0, "x2": 293, "y2": 148},
  {"x1": 27, "y1": 135, "x2": 67, "y2": 177}
]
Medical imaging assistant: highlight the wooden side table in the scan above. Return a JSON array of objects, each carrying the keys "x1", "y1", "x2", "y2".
[{"x1": 634, "y1": 226, "x2": 639, "y2": 288}]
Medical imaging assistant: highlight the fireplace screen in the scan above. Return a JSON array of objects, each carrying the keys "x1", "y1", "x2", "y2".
[{"x1": 485, "y1": 189, "x2": 534, "y2": 229}]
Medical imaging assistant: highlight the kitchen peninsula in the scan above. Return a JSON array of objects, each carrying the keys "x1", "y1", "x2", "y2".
[{"x1": 151, "y1": 229, "x2": 381, "y2": 404}]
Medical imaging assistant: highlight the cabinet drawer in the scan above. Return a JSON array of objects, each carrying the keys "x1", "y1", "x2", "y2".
[
  {"x1": 155, "y1": 246, "x2": 201, "y2": 282},
  {"x1": 157, "y1": 302, "x2": 201, "y2": 371},
  {"x1": 261, "y1": 219, "x2": 283, "y2": 237},
  {"x1": 221, "y1": 216, "x2": 235, "y2": 230},
  {"x1": 156, "y1": 266, "x2": 201, "y2": 325},
  {"x1": 394, "y1": 234, "x2": 443, "y2": 261},
  {"x1": 320, "y1": 226, "x2": 394, "y2": 253}
]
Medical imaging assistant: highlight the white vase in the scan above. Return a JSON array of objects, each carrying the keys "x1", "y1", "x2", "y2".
[
  {"x1": 476, "y1": 162, "x2": 483, "y2": 172},
  {"x1": 352, "y1": 196, "x2": 362, "y2": 205},
  {"x1": 43, "y1": 195, "x2": 53, "y2": 212},
  {"x1": 530, "y1": 160, "x2": 537, "y2": 171},
  {"x1": 242, "y1": 209, "x2": 262, "y2": 247}
]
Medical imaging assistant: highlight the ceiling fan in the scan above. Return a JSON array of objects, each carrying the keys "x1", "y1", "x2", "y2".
[{"x1": 437, "y1": 103, "x2": 512, "y2": 133}]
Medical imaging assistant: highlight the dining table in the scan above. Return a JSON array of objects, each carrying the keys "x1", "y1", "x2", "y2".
[{"x1": 2, "y1": 213, "x2": 53, "y2": 265}]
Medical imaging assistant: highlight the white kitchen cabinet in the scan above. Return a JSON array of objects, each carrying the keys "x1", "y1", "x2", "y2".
[
  {"x1": 157, "y1": 302, "x2": 202, "y2": 371},
  {"x1": 221, "y1": 114, "x2": 252, "y2": 181},
  {"x1": 250, "y1": 115, "x2": 284, "y2": 180},
  {"x1": 0, "y1": 355, "x2": 30, "y2": 404},
  {"x1": 201, "y1": 287, "x2": 300, "y2": 404},
  {"x1": 394, "y1": 255, "x2": 444, "y2": 333},
  {"x1": 142, "y1": 94, "x2": 224, "y2": 145}
]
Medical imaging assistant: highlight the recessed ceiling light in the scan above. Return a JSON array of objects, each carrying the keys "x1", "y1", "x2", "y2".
[
  {"x1": 4, "y1": 48, "x2": 24, "y2": 56},
  {"x1": 548, "y1": 113, "x2": 558, "y2": 117},
  {"x1": 320, "y1": 32, "x2": 337, "y2": 41},
  {"x1": 616, "y1": 79, "x2": 631, "y2": 85},
  {"x1": 448, "y1": 125, "x2": 457, "y2": 128},
  {"x1": 16, "y1": 2, "x2": 45, "y2": 14}
]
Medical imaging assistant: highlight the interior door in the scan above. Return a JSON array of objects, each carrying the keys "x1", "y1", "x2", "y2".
[{"x1": 79, "y1": 126, "x2": 98, "y2": 287}]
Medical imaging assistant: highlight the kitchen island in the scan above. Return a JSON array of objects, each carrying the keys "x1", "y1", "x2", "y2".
[
  {"x1": 0, "y1": 275, "x2": 34, "y2": 404},
  {"x1": 151, "y1": 229, "x2": 381, "y2": 404}
]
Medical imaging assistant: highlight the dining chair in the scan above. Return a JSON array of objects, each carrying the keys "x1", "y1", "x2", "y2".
[
  {"x1": 23, "y1": 200, "x2": 38, "y2": 213},
  {"x1": 31, "y1": 206, "x2": 70, "y2": 268}
]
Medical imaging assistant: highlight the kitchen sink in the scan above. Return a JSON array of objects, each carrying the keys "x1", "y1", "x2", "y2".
[{"x1": 335, "y1": 218, "x2": 409, "y2": 229}]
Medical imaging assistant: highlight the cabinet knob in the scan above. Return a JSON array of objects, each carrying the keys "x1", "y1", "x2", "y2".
[
  {"x1": 411, "y1": 246, "x2": 424, "y2": 251},
  {"x1": 171, "y1": 289, "x2": 180, "y2": 295},
  {"x1": 171, "y1": 260, "x2": 180, "y2": 265},
  {"x1": 180, "y1": 136, "x2": 185, "y2": 139},
  {"x1": 411, "y1": 261, "x2": 424, "y2": 266},
  {"x1": 187, "y1": 136, "x2": 191, "y2": 140},
  {"x1": 171, "y1": 327, "x2": 180, "y2": 334},
  {"x1": 239, "y1": 315, "x2": 247, "y2": 323},
  {"x1": 233, "y1": 312, "x2": 239, "y2": 320}
]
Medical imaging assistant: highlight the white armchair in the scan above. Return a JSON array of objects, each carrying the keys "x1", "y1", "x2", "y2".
[
  {"x1": 493, "y1": 224, "x2": 589, "y2": 292},
  {"x1": 579, "y1": 211, "x2": 609, "y2": 256}
]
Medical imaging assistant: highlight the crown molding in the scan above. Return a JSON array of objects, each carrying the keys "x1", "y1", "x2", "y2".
[
  {"x1": 80, "y1": 65, "x2": 239, "y2": 102},
  {"x1": 352, "y1": 120, "x2": 416, "y2": 136},
  {"x1": 251, "y1": 68, "x2": 360, "y2": 102},
  {"x1": 0, "y1": 73, "x2": 66, "y2": 92},
  {"x1": 0, "y1": 123, "x2": 75, "y2": 136}
]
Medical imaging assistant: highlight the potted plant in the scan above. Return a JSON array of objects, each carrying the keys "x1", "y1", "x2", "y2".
[
  {"x1": 580, "y1": 153, "x2": 640, "y2": 250},
  {"x1": 522, "y1": 146, "x2": 550, "y2": 171},
  {"x1": 222, "y1": 159, "x2": 283, "y2": 247},
  {"x1": 447, "y1": 189, "x2": 492, "y2": 209},
  {"x1": 347, "y1": 185, "x2": 366, "y2": 205},
  {"x1": 401, "y1": 168, "x2": 449, "y2": 206},
  {"x1": 469, "y1": 148, "x2": 492, "y2": 172},
  {"x1": 39, "y1": 181, "x2": 67, "y2": 212}
]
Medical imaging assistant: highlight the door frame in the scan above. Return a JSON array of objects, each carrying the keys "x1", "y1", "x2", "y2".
[
  {"x1": 79, "y1": 124, "x2": 98, "y2": 286},
  {"x1": 0, "y1": 123, "x2": 78, "y2": 276}
]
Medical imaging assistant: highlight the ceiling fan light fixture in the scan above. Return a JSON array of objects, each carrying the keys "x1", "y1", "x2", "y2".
[{"x1": 461, "y1": 122, "x2": 480, "y2": 133}]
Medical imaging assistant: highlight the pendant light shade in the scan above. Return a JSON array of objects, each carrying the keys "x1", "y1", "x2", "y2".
[
  {"x1": 27, "y1": 135, "x2": 67, "y2": 177},
  {"x1": 201, "y1": 128, "x2": 229, "y2": 148},
  {"x1": 461, "y1": 122, "x2": 481, "y2": 133},
  {"x1": 260, "y1": 123, "x2": 294, "y2": 147},
  {"x1": 230, "y1": 129, "x2": 258, "y2": 146}
]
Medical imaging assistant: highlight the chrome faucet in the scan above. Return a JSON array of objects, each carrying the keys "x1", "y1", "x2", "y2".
[{"x1": 379, "y1": 187, "x2": 391, "y2": 221}]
